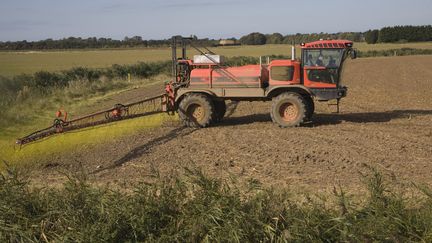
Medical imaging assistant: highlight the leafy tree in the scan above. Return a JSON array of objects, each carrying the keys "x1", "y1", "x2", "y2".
[
  {"x1": 365, "y1": 30, "x2": 379, "y2": 44},
  {"x1": 239, "y1": 32, "x2": 267, "y2": 45},
  {"x1": 266, "y1": 33, "x2": 283, "y2": 44},
  {"x1": 378, "y1": 25, "x2": 432, "y2": 43}
]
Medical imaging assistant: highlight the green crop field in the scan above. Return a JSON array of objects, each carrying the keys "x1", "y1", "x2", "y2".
[{"x1": 1, "y1": 42, "x2": 432, "y2": 76}]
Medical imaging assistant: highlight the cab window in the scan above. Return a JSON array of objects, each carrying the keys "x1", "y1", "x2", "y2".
[
  {"x1": 303, "y1": 49, "x2": 344, "y2": 68},
  {"x1": 270, "y1": 66, "x2": 294, "y2": 81},
  {"x1": 306, "y1": 69, "x2": 338, "y2": 84}
]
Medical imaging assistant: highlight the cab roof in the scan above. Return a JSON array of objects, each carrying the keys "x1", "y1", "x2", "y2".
[{"x1": 301, "y1": 40, "x2": 353, "y2": 49}]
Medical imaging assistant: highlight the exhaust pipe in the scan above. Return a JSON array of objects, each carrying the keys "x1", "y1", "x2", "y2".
[{"x1": 291, "y1": 45, "x2": 295, "y2": 61}]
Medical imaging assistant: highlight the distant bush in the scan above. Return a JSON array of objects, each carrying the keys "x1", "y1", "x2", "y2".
[
  {"x1": 225, "y1": 56, "x2": 259, "y2": 66},
  {"x1": 239, "y1": 32, "x2": 267, "y2": 45},
  {"x1": 365, "y1": 29, "x2": 379, "y2": 44},
  {"x1": 224, "y1": 55, "x2": 291, "y2": 66},
  {"x1": 265, "y1": 33, "x2": 284, "y2": 44},
  {"x1": 0, "y1": 166, "x2": 431, "y2": 242},
  {"x1": 62, "y1": 67, "x2": 102, "y2": 83}
]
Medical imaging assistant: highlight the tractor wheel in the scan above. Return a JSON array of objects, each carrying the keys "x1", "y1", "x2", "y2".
[
  {"x1": 270, "y1": 92, "x2": 306, "y2": 127},
  {"x1": 212, "y1": 100, "x2": 226, "y2": 123},
  {"x1": 178, "y1": 93, "x2": 214, "y2": 128},
  {"x1": 304, "y1": 95, "x2": 315, "y2": 121}
]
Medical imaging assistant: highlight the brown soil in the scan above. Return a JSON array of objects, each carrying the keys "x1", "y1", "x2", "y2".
[{"x1": 28, "y1": 55, "x2": 432, "y2": 194}]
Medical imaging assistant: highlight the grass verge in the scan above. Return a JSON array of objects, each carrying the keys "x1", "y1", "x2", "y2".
[
  {"x1": 0, "y1": 73, "x2": 171, "y2": 167},
  {"x1": 0, "y1": 113, "x2": 176, "y2": 167}
]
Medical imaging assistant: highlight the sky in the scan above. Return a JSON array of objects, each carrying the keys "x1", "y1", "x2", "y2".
[{"x1": 0, "y1": 0, "x2": 431, "y2": 42}]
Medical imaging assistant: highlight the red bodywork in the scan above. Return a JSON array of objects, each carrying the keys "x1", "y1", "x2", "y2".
[
  {"x1": 186, "y1": 39, "x2": 352, "y2": 90},
  {"x1": 189, "y1": 60, "x2": 302, "y2": 88},
  {"x1": 302, "y1": 65, "x2": 333, "y2": 88},
  {"x1": 190, "y1": 65, "x2": 263, "y2": 88},
  {"x1": 268, "y1": 60, "x2": 301, "y2": 86}
]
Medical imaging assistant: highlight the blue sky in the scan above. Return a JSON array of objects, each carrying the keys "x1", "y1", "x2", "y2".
[{"x1": 0, "y1": 0, "x2": 431, "y2": 41}]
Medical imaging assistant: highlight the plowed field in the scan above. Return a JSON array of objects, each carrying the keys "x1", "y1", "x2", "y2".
[{"x1": 27, "y1": 56, "x2": 432, "y2": 193}]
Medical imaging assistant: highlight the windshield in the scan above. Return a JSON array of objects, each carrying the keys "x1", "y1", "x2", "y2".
[{"x1": 303, "y1": 49, "x2": 344, "y2": 68}]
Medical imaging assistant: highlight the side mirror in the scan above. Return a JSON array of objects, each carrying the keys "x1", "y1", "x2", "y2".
[{"x1": 350, "y1": 50, "x2": 357, "y2": 59}]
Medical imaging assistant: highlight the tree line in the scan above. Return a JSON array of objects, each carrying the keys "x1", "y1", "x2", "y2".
[
  {"x1": 0, "y1": 25, "x2": 431, "y2": 50},
  {"x1": 0, "y1": 33, "x2": 361, "y2": 50},
  {"x1": 364, "y1": 25, "x2": 432, "y2": 44},
  {"x1": 239, "y1": 32, "x2": 363, "y2": 45},
  {"x1": 0, "y1": 35, "x2": 222, "y2": 50},
  {"x1": 241, "y1": 25, "x2": 432, "y2": 45}
]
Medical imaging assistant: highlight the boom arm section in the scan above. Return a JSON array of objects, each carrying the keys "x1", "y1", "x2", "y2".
[{"x1": 16, "y1": 93, "x2": 171, "y2": 146}]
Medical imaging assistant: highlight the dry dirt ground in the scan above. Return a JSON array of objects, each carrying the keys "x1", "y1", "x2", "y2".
[{"x1": 27, "y1": 55, "x2": 432, "y2": 194}]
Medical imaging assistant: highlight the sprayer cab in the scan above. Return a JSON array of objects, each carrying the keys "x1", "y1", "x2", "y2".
[
  {"x1": 299, "y1": 40, "x2": 356, "y2": 100},
  {"x1": 301, "y1": 40, "x2": 356, "y2": 85}
]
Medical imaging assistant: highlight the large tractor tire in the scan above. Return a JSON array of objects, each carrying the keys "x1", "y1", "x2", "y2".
[
  {"x1": 212, "y1": 100, "x2": 226, "y2": 123},
  {"x1": 270, "y1": 92, "x2": 307, "y2": 127},
  {"x1": 303, "y1": 95, "x2": 315, "y2": 121},
  {"x1": 178, "y1": 93, "x2": 214, "y2": 128}
]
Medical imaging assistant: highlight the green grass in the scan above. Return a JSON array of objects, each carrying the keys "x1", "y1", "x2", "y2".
[
  {"x1": 0, "y1": 75, "x2": 165, "y2": 134},
  {"x1": 0, "y1": 73, "x2": 170, "y2": 166},
  {"x1": 0, "y1": 49, "x2": 169, "y2": 76},
  {"x1": 0, "y1": 166, "x2": 431, "y2": 242},
  {"x1": 2, "y1": 42, "x2": 432, "y2": 76},
  {"x1": 1, "y1": 113, "x2": 175, "y2": 166}
]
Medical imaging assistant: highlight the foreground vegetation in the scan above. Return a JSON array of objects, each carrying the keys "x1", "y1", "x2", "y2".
[{"x1": 0, "y1": 166, "x2": 431, "y2": 242}]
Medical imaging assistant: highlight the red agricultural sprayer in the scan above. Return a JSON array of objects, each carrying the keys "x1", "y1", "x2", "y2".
[{"x1": 16, "y1": 36, "x2": 357, "y2": 145}]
